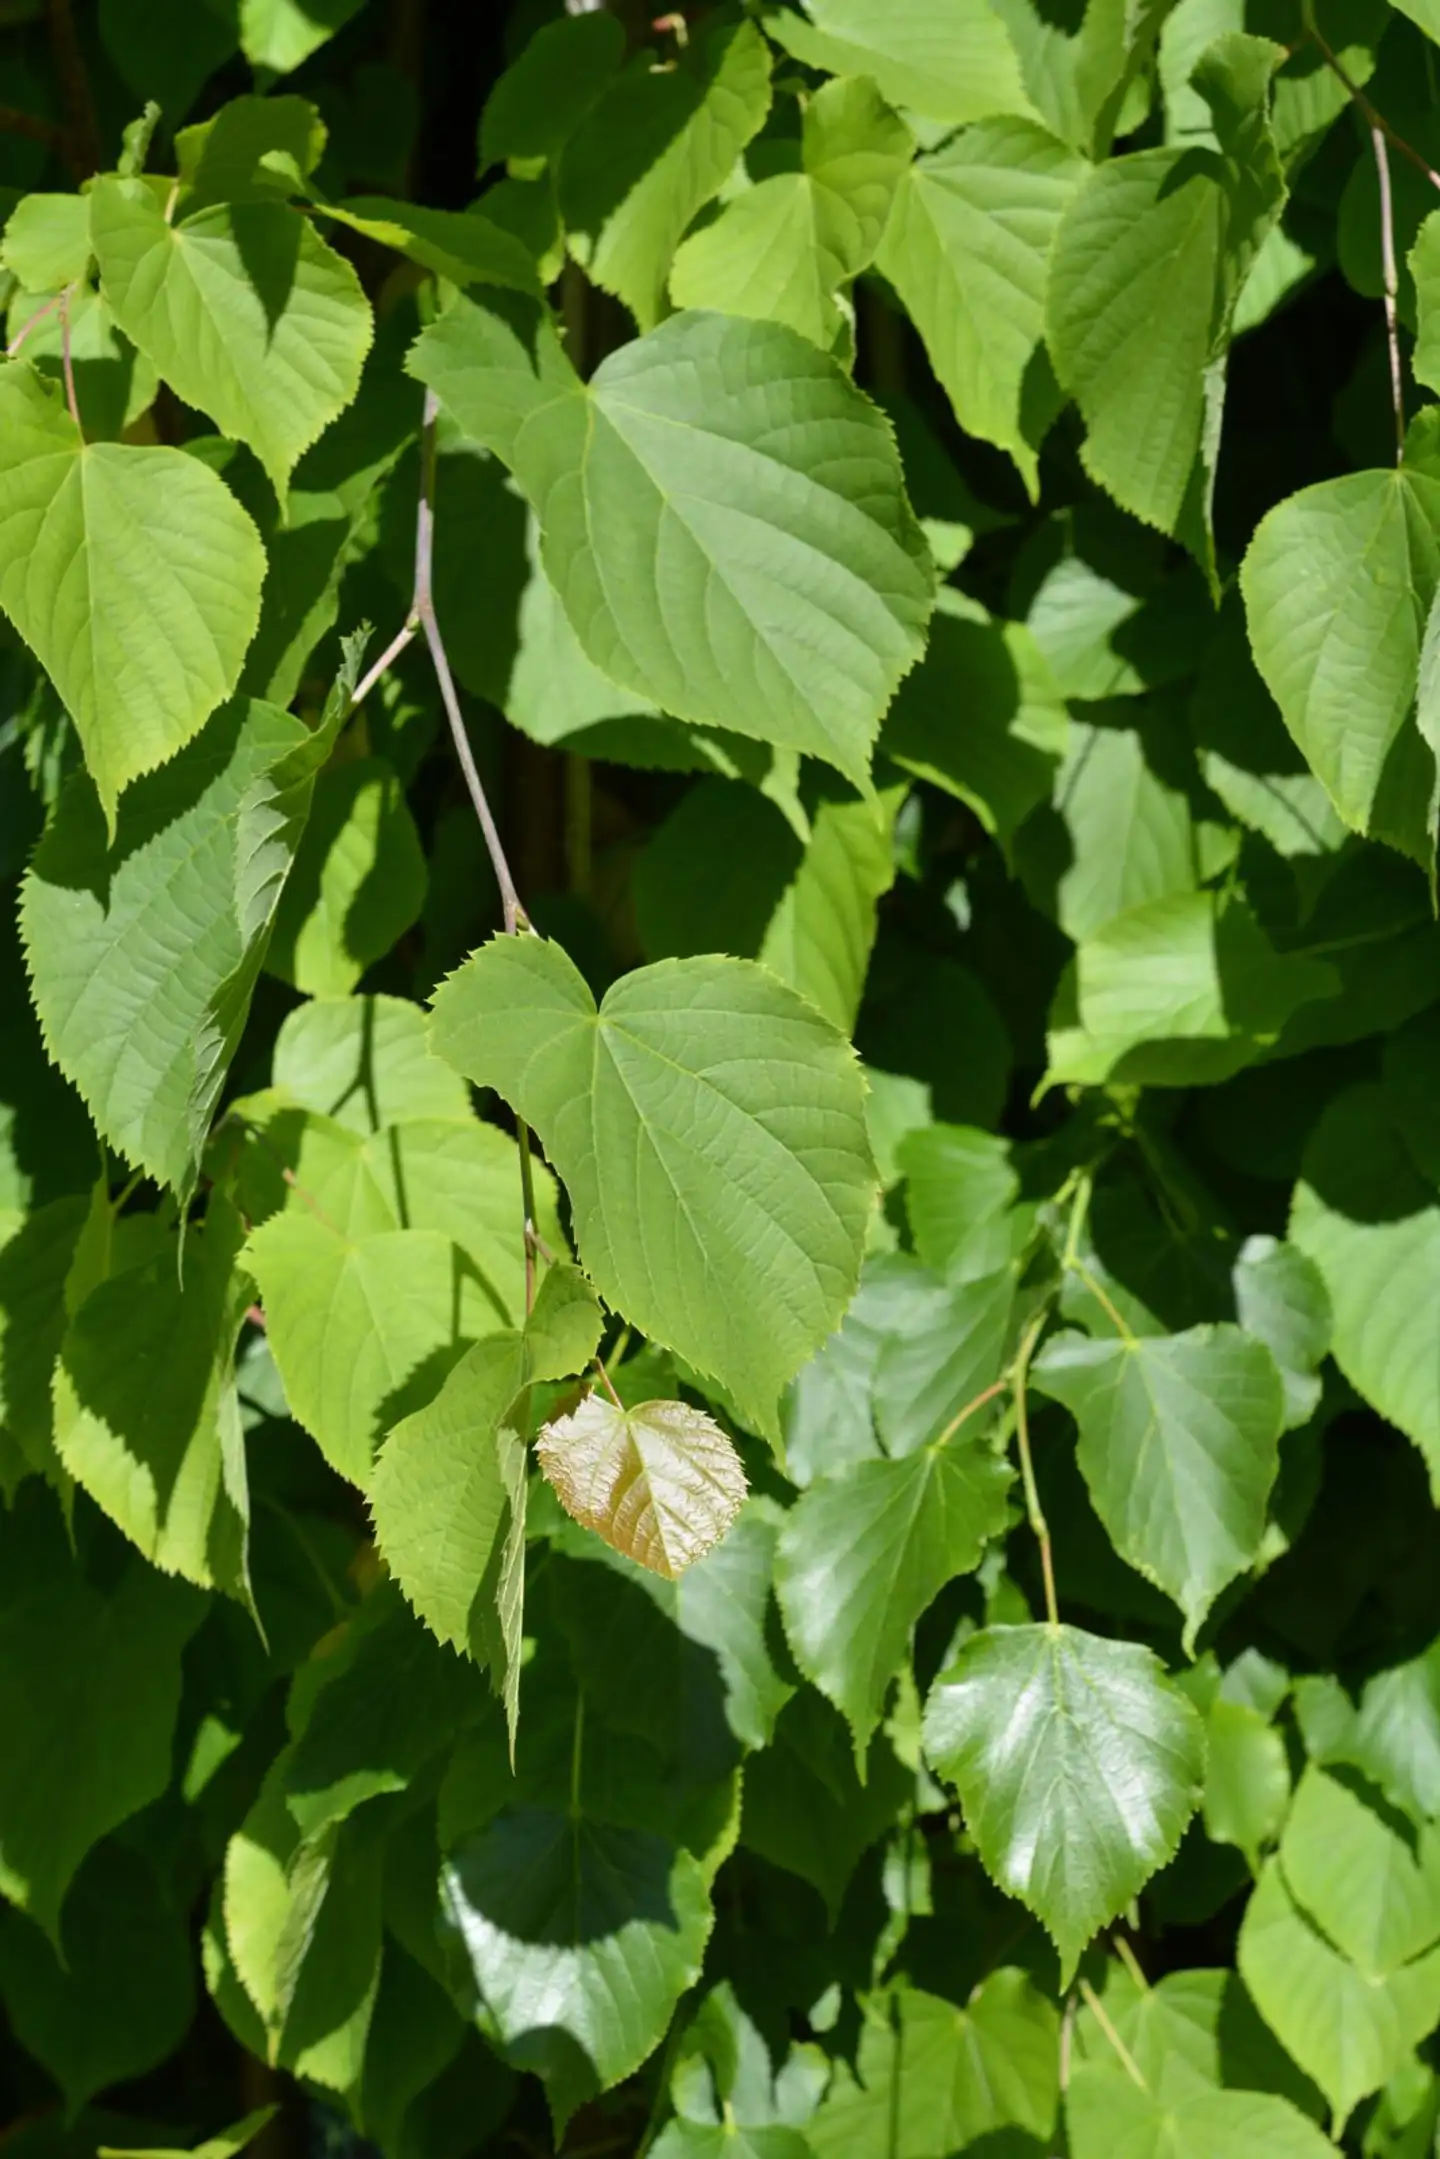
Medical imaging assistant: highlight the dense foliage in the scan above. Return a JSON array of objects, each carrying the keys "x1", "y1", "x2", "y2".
[{"x1": 5, "y1": 0, "x2": 1440, "y2": 2152}]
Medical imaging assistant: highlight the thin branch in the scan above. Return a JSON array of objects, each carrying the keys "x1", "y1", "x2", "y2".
[
  {"x1": 350, "y1": 619, "x2": 417, "y2": 710},
  {"x1": 1309, "y1": 20, "x2": 1440, "y2": 193},
  {"x1": 1078, "y1": 1978, "x2": 1149, "y2": 2091},
  {"x1": 592, "y1": 1350, "x2": 624, "y2": 1410},
  {"x1": 58, "y1": 285, "x2": 80, "y2": 433},
  {"x1": 413, "y1": 388, "x2": 526, "y2": 934},
  {"x1": 5, "y1": 283, "x2": 71, "y2": 360},
  {"x1": 1373, "y1": 125, "x2": 1406, "y2": 463},
  {"x1": 1011, "y1": 1311, "x2": 1059, "y2": 1629},
  {"x1": 46, "y1": 0, "x2": 101, "y2": 178},
  {"x1": 934, "y1": 1376, "x2": 1009, "y2": 1448},
  {"x1": 0, "y1": 104, "x2": 67, "y2": 156},
  {"x1": 1065, "y1": 1257, "x2": 1135, "y2": 1343}
]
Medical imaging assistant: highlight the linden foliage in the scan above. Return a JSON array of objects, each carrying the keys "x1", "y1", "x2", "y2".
[{"x1": 4, "y1": 0, "x2": 1440, "y2": 2153}]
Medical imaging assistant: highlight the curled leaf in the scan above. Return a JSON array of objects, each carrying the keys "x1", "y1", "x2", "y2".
[{"x1": 536, "y1": 1395, "x2": 746, "y2": 1579}]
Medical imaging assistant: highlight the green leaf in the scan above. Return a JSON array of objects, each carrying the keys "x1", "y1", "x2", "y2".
[
  {"x1": 479, "y1": 11, "x2": 625, "y2": 170},
  {"x1": 1204, "y1": 1698, "x2": 1291, "y2": 1866},
  {"x1": 764, "y1": 0, "x2": 1036, "y2": 127},
  {"x1": 1066, "y1": 2061, "x2": 1338, "y2": 2159},
  {"x1": 774, "y1": 1433, "x2": 1011, "y2": 1755},
  {"x1": 1048, "y1": 42, "x2": 1285, "y2": 546},
  {"x1": 0, "y1": 363, "x2": 264, "y2": 824},
  {"x1": 1034, "y1": 714, "x2": 1198, "y2": 942},
  {"x1": 1031, "y1": 1323, "x2": 1286, "y2": 1645},
  {"x1": 271, "y1": 990, "x2": 472, "y2": 1131},
  {"x1": 245, "y1": 1216, "x2": 496, "y2": 1485},
  {"x1": 239, "y1": 0, "x2": 364, "y2": 73},
  {"x1": 741, "y1": 1686, "x2": 911, "y2": 1915},
  {"x1": 880, "y1": 595, "x2": 1069, "y2": 856},
  {"x1": 174, "y1": 93, "x2": 326, "y2": 210},
  {"x1": 806, "y1": 1972, "x2": 1060, "y2": 2157},
  {"x1": 1290, "y1": 1086, "x2": 1440, "y2": 1496},
  {"x1": 1241, "y1": 470, "x2": 1440, "y2": 853},
  {"x1": 1338, "y1": 1642, "x2": 1440, "y2": 1825},
  {"x1": 1279, "y1": 1764, "x2": 1440, "y2": 1980},
  {"x1": 98, "y1": 0, "x2": 237, "y2": 127},
  {"x1": 1071, "y1": 1957, "x2": 1322, "y2": 2113},
  {"x1": 923, "y1": 1622, "x2": 1206, "y2": 1979},
  {"x1": 8, "y1": 284, "x2": 159, "y2": 444},
  {"x1": 0, "y1": 1193, "x2": 93, "y2": 1482},
  {"x1": 758, "y1": 788, "x2": 900, "y2": 1032},
  {"x1": 2, "y1": 192, "x2": 91, "y2": 291},
  {"x1": 440, "y1": 1800, "x2": 716, "y2": 2131},
  {"x1": 98, "y1": 2106, "x2": 279, "y2": 2159},
  {"x1": 281, "y1": 1584, "x2": 486, "y2": 1838},
  {"x1": 227, "y1": 1101, "x2": 553, "y2": 1328},
  {"x1": 899, "y1": 1124, "x2": 1024, "y2": 1281},
  {"x1": 878, "y1": 116, "x2": 1087, "y2": 492},
  {"x1": 92, "y1": 179, "x2": 372, "y2": 498},
  {"x1": 53, "y1": 1198, "x2": 255, "y2": 1602},
  {"x1": 670, "y1": 75, "x2": 913, "y2": 352},
  {"x1": 0, "y1": 1842, "x2": 194, "y2": 2113},
  {"x1": 538, "y1": 1395, "x2": 748, "y2": 1580},
  {"x1": 0, "y1": 1494, "x2": 202, "y2": 1938},
  {"x1": 265, "y1": 757, "x2": 426, "y2": 998},
  {"x1": 222, "y1": 1762, "x2": 384, "y2": 2094},
  {"x1": 315, "y1": 198, "x2": 539, "y2": 293},
  {"x1": 429, "y1": 935, "x2": 875, "y2": 1438},
  {"x1": 410, "y1": 305, "x2": 934, "y2": 792},
  {"x1": 559, "y1": 18, "x2": 772, "y2": 330},
  {"x1": 371, "y1": 1268, "x2": 602, "y2": 1663},
  {"x1": 21, "y1": 696, "x2": 331, "y2": 1195},
  {"x1": 1046, "y1": 890, "x2": 1336, "y2": 1090},
  {"x1": 1232, "y1": 1234, "x2": 1331, "y2": 1429},
  {"x1": 1410, "y1": 210, "x2": 1440, "y2": 396},
  {"x1": 1238, "y1": 1858, "x2": 1440, "y2": 2131}
]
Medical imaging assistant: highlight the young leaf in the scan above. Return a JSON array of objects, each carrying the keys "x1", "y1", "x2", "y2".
[
  {"x1": 1031, "y1": 1324, "x2": 1287, "y2": 1645},
  {"x1": 774, "y1": 1434, "x2": 1012, "y2": 1755},
  {"x1": 1204, "y1": 1699, "x2": 1291, "y2": 1867},
  {"x1": 92, "y1": 179, "x2": 373, "y2": 498},
  {"x1": 98, "y1": 2105, "x2": 279, "y2": 2159},
  {"x1": 21, "y1": 697, "x2": 331, "y2": 1196},
  {"x1": 2, "y1": 192, "x2": 91, "y2": 291},
  {"x1": 1241, "y1": 469, "x2": 1440, "y2": 851},
  {"x1": 923, "y1": 1623, "x2": 1206, "y2": 1979},
  {"x1": 537, "y1": 1395, "x2": 748, "y2": 1580},
  {"x1": 670, "y1": 75, "x2": 913, "y2": 352},
  {"x1": 877, "y1": 116, "x2": 1087, "y2": 492},
  {"x1": 0, "y1": 365, "x2": 264, "y2": 825},
  {"x1": 558, "y1": 18, "x2": 772, "y2": 331},
  {"x1": 239, "y1": 0, "x2": 364, "y2": 74},
  {"x1": 53, "y1": 1198, "x2": 256, "y2": 1602},
  {"x1": 410, "y1": 305, "x2": 934, "y2": 793},
  {"x1": 1238, "y1": 1858, "x2": 1440, "y2": 2131},
  {"x1": 764, "y1": 0, "x2": 1035, "y2": 126},
  {"x1": 429, "y1": 936, "x2": 875, "y2": 1437},
  {"x1": 758, "y1": 788, "x2": 900, "y2": 1032}
]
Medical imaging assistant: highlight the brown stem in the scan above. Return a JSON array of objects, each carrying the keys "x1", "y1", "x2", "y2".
[
  {"x1": 0, "y1": 104, "x2": 67, "y2": 156},
  {"x1": 1373, "y1": 124, "x2": 1407, "y2": 463},
  {"x1": 593, "y1": 1351, "x2": 624, "y2": 1410},
  {"x1": 5, "y1": 283, "x2": 70, "y2": 359},
  {"x1": 1309, "y1": 22, "x2": 1440, "y2": 193},
  {"x1": 46, "y1": 0, "x2": 101, "y2": 179}
]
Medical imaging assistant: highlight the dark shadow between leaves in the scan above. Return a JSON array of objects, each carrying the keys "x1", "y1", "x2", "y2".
[{"x1": 233, "y1": 200, "x2": 302, "y2": 343}]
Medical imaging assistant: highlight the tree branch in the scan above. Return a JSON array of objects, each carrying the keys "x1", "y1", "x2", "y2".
[
  {"x1": 1373, "y1": 124, "x2": 1406, "y2": 463},
  {"x1": 47, "y1": 0, "x2": 101, "y2": 178},
  {"x1": 0, "y1": 104, "x2": 67, "y2": 156},
  {"x1": 1309, "y1": 20, "x2": 1440, "y2": 193}
]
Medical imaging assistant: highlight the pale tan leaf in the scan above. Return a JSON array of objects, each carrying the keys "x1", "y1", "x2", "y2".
[{"x1": 536, "y1": 1394, "x2": 747, "y2": 1579}]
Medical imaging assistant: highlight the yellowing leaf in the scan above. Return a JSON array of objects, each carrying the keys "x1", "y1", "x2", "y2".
[{"x1": 536, "y1": 1395, "x2": 747, "y2": 1579}]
